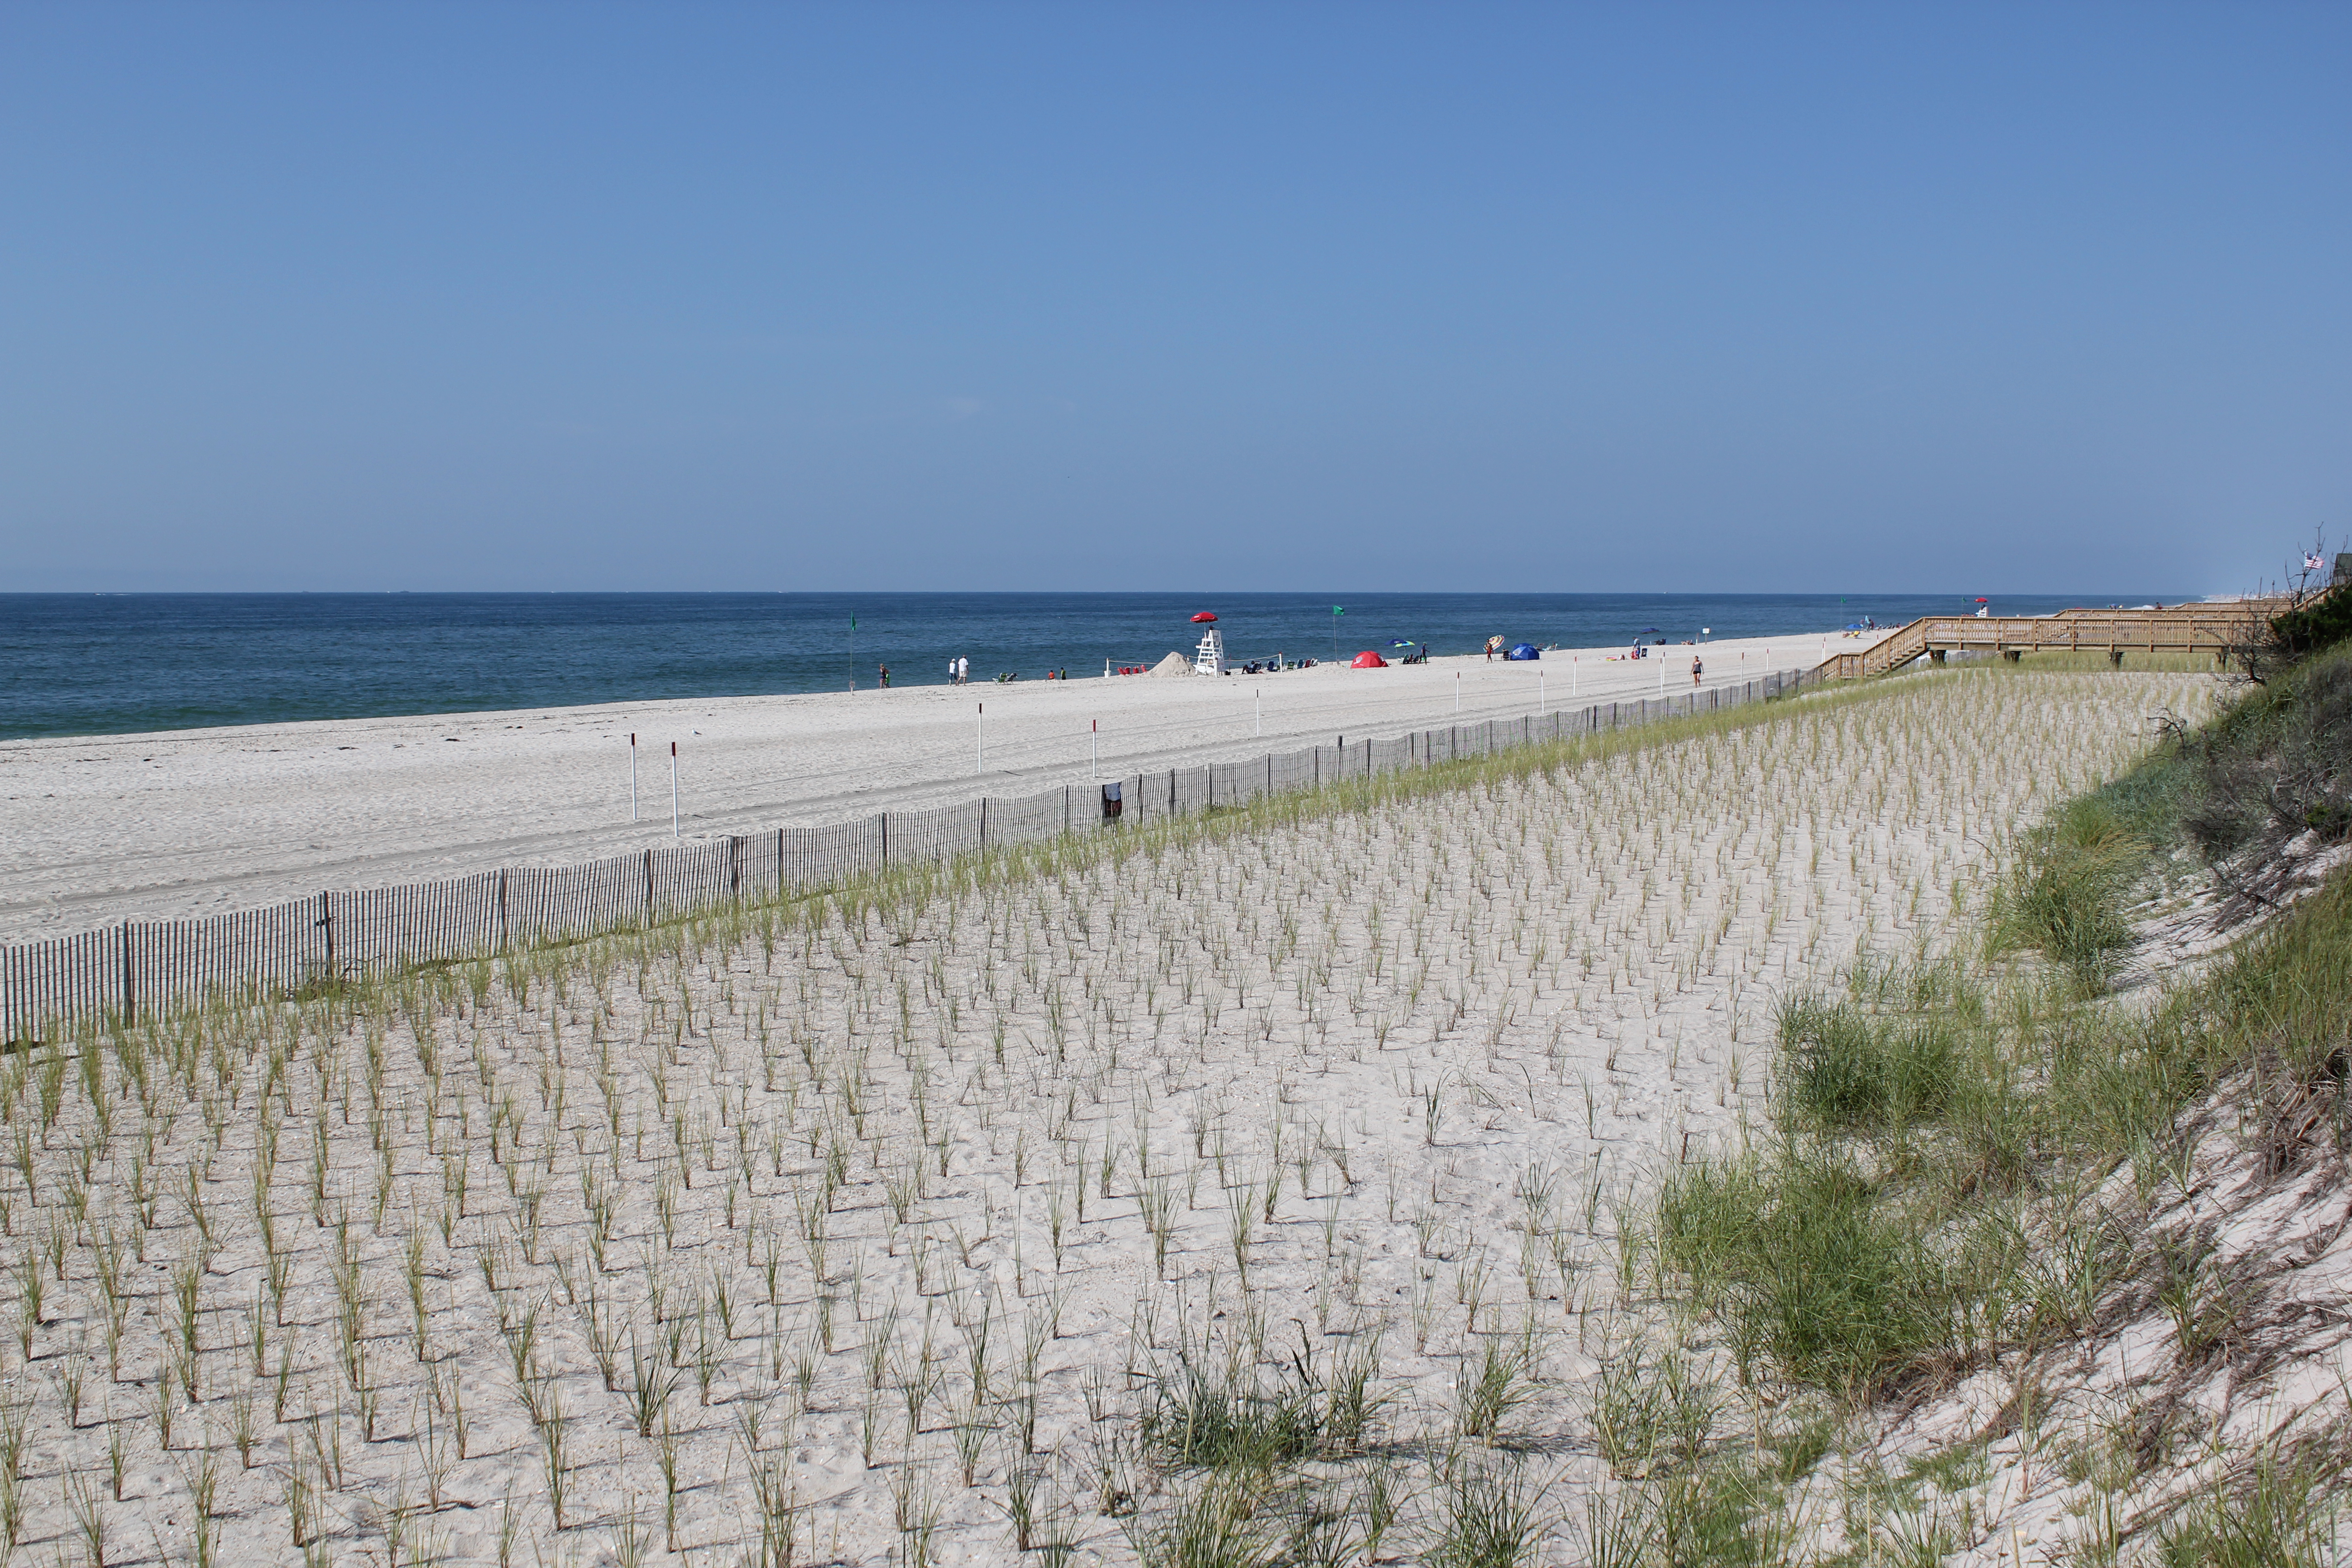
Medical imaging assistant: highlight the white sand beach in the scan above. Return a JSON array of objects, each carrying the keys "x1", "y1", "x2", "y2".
[
  {"x1": 0, "y1": 631, "x2": 1880, "y2": 941},
  {"x1": 0, "y1": 666, "x2": 2221, "y2": 1566}
]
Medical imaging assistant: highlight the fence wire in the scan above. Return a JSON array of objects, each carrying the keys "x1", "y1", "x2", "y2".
[{"x1": 1, "y1": 671, "x2": 1799, "y2": 1040}]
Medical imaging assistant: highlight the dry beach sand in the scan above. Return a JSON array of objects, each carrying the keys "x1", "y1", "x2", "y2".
[
  {"x1": 0, "y1": 631, "x2": 1876, "y2": 942},
  {"x1": 0, "y1": 664, "x2": 2243, "y2": 1566}
]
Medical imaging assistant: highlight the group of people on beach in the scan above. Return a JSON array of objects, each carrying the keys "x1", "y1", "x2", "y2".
[{"x1": 912, "y1": 656, "x2": 1066, "y2": 686}]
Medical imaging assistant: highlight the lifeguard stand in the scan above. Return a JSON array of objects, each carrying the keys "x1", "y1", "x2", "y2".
[
  {"x1": 1193, "y1": 624, "x2": 1225, "y2": 675},
  {"x1": 1190, "y1": 611, "x2": 1226, "y2": 675}
]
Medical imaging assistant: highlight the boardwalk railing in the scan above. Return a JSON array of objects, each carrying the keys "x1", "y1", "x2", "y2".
[
  {"x1": 3, "y1": 670, "x2": 1810, "y2": 1042},
  {"x1": 1808, "y1": 594, "x2": 2318, "y2": 681}
]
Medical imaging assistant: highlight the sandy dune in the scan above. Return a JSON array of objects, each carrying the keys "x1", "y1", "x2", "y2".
[
  {"x1": 0, "y1": 632, "x2": 1869, "y2": 941},
  {"x1": 0, "y1": 665, "x2": 2212, "y2": 1565}
]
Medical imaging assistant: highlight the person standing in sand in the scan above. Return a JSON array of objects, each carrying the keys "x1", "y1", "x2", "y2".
[
  {"x1": 1691, "y1": 655, "x2": 1703, "y2": 686},
  {"x1": 958, "y1": 656, "x2": 970, "y2": 686},
  {"x1": 878, "y1": 664, "x2": 891, "y2": 689}
]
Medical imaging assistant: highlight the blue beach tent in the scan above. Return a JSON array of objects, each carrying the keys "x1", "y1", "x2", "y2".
[{"x1": 1505, "y1": 643, "x2": 1540, "y2": 661}]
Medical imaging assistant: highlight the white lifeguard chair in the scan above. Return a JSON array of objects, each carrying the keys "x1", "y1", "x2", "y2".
[{"x1": 1190, "y1": 612, "x2": 1225, "y2": 675}]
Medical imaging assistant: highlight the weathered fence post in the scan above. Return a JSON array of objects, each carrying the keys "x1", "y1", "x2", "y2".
[
  {"x1": 119, "y1": 922, "x2": 134, "y2": 1027},
  {"x1": 497, "y1": 868, "x2": 510, "y2": 953},
  {"x1": 642, "y1": 850, "x2": 654, "y2": 925}
]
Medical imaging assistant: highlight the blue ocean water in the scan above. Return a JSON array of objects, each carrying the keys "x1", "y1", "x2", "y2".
[{"x1": 0, "y1": 591, "x2": 2190, "y2": 740}]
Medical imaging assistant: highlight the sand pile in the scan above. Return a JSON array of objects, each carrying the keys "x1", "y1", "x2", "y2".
[{"x1": 1147, "y1": 651, "x2": 1191, "y2": 677}]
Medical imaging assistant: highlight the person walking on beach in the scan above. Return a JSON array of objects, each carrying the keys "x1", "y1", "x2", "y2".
[
  {"x1": 1691, "y1": 655, "x2": 1703, "y2": 687},
  {"x1": 957, "y1": 656, "x2": 970, "y2": 686},
  {"x1": 878, "y1": 664, "x2": 891, "y2": 689}
]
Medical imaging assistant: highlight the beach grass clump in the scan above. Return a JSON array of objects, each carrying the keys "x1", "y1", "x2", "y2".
[
  {"x1": 1137, "y1": 1336, "x2": 1325, "y2": 1475},
  {"x1": 1777, "y1": 996, "x2": 1960, "y2": 1132},
  {"x1": 1990, "y1": 796, "x2": 2149, "y2": 985},
  {"x1": 2153, "y1": 1445, "x2": 2346, "y2": 1568},
  {"x1": 1655, "y1": 1150, "x2": 1946, "y2": 1396}
]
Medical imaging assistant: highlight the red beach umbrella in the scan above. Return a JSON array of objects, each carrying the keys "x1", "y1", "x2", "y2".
[{"x1": 1191, "y1": 612, "x2": 1218, "y2": 622}]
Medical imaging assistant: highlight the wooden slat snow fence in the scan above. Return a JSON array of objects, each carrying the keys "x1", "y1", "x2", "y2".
[{"x1": 2, "y1": 670, "x2": 1802, "y2": 1040}]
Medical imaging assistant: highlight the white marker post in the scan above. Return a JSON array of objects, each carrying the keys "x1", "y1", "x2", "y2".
[
  {"x1": 1090, "y1": 719, "x2": 1098, "y2": 781},
  {"x1": 976, "y1": 703, "x2": 984, "y2": 776},
  {"x1": 1572, "y1": 656, "x2": 1578, "y2": 698},
  {"x1": 1455, "y1": 672, "x2": 1462, "y2": 714},
  {"x1": 1539, "y1": 670, "x2": 1546, "y2": 715},
  {"x1": 629, "y1": 733, "x2": 639, "y2": 822},
  {"x1": 1254, "y1": 689, "x2": 1261, "y2": 736},
  {"x1": 669, "y1": 741, "x2": 680, "y2": 840}
]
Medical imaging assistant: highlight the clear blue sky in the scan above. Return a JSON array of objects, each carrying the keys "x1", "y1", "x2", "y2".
[{"x1": 3, "y1": 2, "x2": 2344, "y2": 595}]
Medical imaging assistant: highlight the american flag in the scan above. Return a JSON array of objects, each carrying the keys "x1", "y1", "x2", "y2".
[{"x1": 2309, "y1": 553, "x2": 2327, "y2": 571}]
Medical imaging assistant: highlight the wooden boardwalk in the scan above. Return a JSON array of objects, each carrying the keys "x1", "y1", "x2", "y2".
[{"x1": 1811, "y1": 598, "x2": 2299, "y2": 681}]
